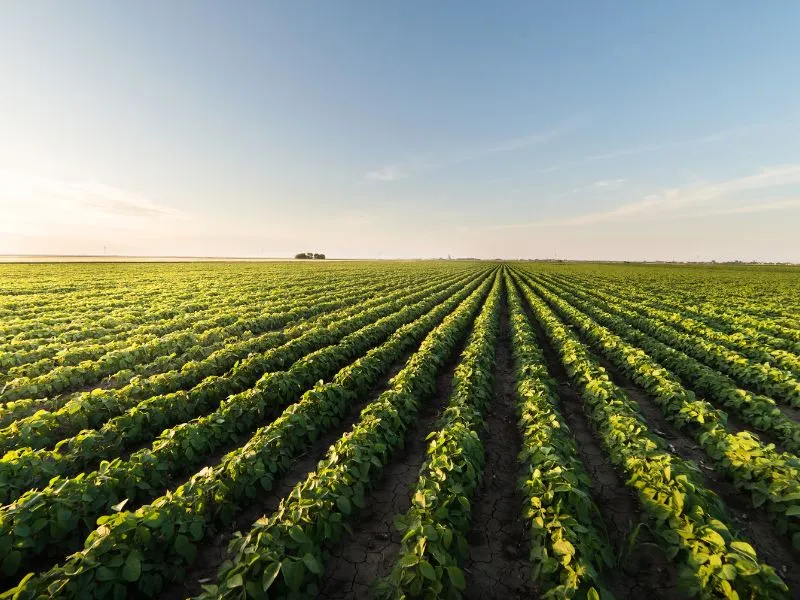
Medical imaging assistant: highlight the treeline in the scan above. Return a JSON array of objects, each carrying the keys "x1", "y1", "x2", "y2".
[{"x1": 294, "y1": 252, "x2": 326, "y2": 259}]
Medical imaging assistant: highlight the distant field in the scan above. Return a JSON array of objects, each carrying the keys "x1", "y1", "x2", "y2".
[
  {"x1": 1, "y1": 261, "x2": 799, "y2": 599},
  {"x1": 0, "y1": 255, "x2": 370, "y2": 263}
]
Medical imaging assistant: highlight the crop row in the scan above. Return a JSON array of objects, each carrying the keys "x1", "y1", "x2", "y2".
[
  {"x1": 536, "y1": 275, "x2": 800, "y2": 453},
  {"x1": 0, "y1": 270, "x2": 492, "y2": 580},
  {"x1": 0, "y1": 272, "x2": 445, "y2": 404},
  {"x1": 504, "y1": 274, "x2": 612, "y2": 598},
  {"x1": 0, "y1": 268, "x2": 478, "y2": 503},
  {"x1": 0, "y1": 277, "x2": 411, "y2": 430},
  {"x1": 520, "y1": 273, "x2": 800, "y2": 550},
  {"x1": 547, "y1": 275, "x2": 800, "y2": 400},
  {"x1": 6, "y1": 270, "x2": 496, "y2": 598},
  {"x1": 0, "y1": 266, "x2": 409, "y2": 344},
  {"x1": 0, "y1": 269, "x2": 473, "y2": 457},
  {"x1": 197, "y1": 273, "x2": 495, "y2": 599},
  {"x1": 572, "y1": 276, "x2": 800, "y2": 378},
  {"x1": 553, "y1": 273, "x2": 800, "y2": 351},
  {"x1": 377, "y1": 273, "x2": 502, "y2": 597},
  {"x1": 0, "y1": 275, "x2": 395, "y2": 378},
  {"x1": 510, "y1": 270, "x2": 789, "y2": 599}
]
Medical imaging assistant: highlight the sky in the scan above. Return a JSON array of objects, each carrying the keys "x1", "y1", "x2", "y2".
[{"x1": 1, "y1": 1, "x2": 799, "y2": 262}]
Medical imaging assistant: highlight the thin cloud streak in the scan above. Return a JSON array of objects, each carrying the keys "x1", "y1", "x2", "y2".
[
  {"x1": 363, "y1": 166, "x2": 407, "y2": 181},
  {"x1": 0, "y1": 172, "x2": 189, "y2": 236},
  {"x1": 490, "y1": 164, "x2": 800, "y2": 229},
  {"x1": 361, "y1": 118, "x2": 580, "y2": 182},
  {"x1": 485, "y1": 122, "x2": 792, "y2": 184},
  {"x1": 591, "y1": 178, "x2": 626, "y2": 189}
]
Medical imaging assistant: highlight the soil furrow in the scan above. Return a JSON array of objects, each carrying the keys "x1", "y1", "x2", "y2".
[
  {"x1": 462, "y1": 291, "x2": 534, "y2": 599},
  {"x1": 161, "y1": 359, "x2": 409, "y2": 600},
  {"x1": 592, "y1": 355, "x2": 800, "y2": 595},
  {"x1": 516, "y1": 280, "x2": 682, "y2": 599},
  {"x1": 317, "y1": 337, "x2": 470, "y2": 599}
]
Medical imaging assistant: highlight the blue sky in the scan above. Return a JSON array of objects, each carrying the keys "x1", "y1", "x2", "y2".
[{"x1": 1, "y1": 1, "x2": 799, "y2": 261}]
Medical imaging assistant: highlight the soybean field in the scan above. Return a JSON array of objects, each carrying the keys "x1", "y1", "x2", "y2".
[{"x1": 1, "y1": 260, "x2": 799, "y2": 600}]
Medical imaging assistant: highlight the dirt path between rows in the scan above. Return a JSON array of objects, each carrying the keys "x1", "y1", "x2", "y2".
[
  {"x1": 515, "y1": 278, "x2": 683, "y2": 599},
  {"x1": 317, "y1": 339, "x2": 468, "y2": 599},
  {"x1": 161, "y1": 358, "x2": 409, "y2": 600},
  {"x1": 595, "y1": 355, "x2": 800, "y2": 596},
  {"x1": 462, "y1": 291, "x2": 535, "y2": 599}
]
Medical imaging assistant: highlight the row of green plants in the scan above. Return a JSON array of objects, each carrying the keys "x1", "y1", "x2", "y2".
[
  {"x1": 562, "y1": 274, "x2": 800, "y2": 360},
  {"x1": 538, "y1": 275, "x2": 800, "y2": 454},
  {"x1": 505, "y1": 275, "x2": 613, "y2": 598},
  {"x1": 566, "y1": 275, "x2": 800, "y2": 379},
  {"x1": 376, "y1": 275, "x2": 501, "y2": 598},
  {"x1": 0, "y1": 275, "x2": 319, "y2": 370},
  {"x1": 552, "y1": 273, "x2": 800, "y2": 353},
  {"x1": 1, "y1": 275, "x2": 389, "y2": 379},
  {"x1": 0, "y1": 272, "x2": 444, "y2": 405},
  {"x1": 0, "y1": 272, "x2": 491, "y2": 579},
  {"x1": 510, "y1": 270, "x2": 789, "y2": 599},
  {"x1": 548, "y1": 275, "x2": 800, "y2": 398},
  {"x1": 0, "y1": 279, "x2": 398, "y2": 430},
  {"x1": 521, "y1": 274, "x2": 800, "y2": 553},
  {"x1": 0, "y1": 270, "x2": 472, "y2": 456},
  {"x1": 0, "y1": 288, "x2": 208, "y2": 346},
  {"x1": 194, "y1": 274, "x2": 495, "y2": 599},
  {"x1": 0, "y1": 273, "x2": 475, "y2": 504},
  {"x1": 0, "y1": 332, "x2": 268, "y2": 431},
  {"x1": 5, "y1": 271, "x2": 496, "y2": 598},
  {"x1": 0, "y1": 267, "x2": 395, "y2": 348}
]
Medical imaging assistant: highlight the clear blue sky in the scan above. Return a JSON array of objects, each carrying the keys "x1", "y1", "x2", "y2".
[{"x1": 1, "y1": 1, "x2": 799, "y2": 261}]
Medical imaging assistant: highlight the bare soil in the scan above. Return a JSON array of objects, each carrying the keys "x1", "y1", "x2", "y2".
[
  {"x1": 317, "y1": 345, "x2": 464, "y2": 599},
  {"x1": 516, "y1": 280, "x2": 684, "y2": 599},
  {"x1": 596, "y1": 356, "x2": 800, "y2": 596},
  {"x1": 161, "y1": 359, "x2": 409, "y2": 600},
  {"x1": 462, "y1": 294, "x2": 536, "y2": 599}
]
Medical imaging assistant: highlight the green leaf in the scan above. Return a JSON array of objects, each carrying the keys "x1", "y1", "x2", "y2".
[
  {"x1": 336, "y1": 495, "x2": 352, "y2": 515},
  {"x1": 189, "y1": 521, "x2": 204, "y2": 540},
  {"x1": 730, "y1": 541, "x2": 757, "y2": 558},
  {"x1": 719, "y1": 564, "x2": 737, "y2": 581},
  {"x1": 1, "y1": 551, "x2": 21, "y2": 577},
  {"x1": 262, "y1": 562, "x2": 281, "y2": 590},
  {"x1": 447, "y1": 566, "x2": 465, "y2": 590},
  {"x1": 95, "y1": 566, "x2": 116, "y2": 582},
  {"x1": 419, "y1": 560, "x2": 436, "y2": 581},
  {"x1": 552, "y1": 539, "x2": 575, "y2": 557},
  {"x1": 226, "y1": 573, "x2": 244, "y2": 589},
  {"x1": 122, "y1": 553, "x2": 141, "y2": 582},
  {"x1": 302, "y1": 553, "x2": 323, "y2": 576},
  {"x1": 174, "y1": 534, "x2": 197, "y2": 563},
  {"x1": 281, "y1": 558, "x2": 306, "y2": 591},
  {"x1": 397, "y1": 553, "x2": 419, "y2": 568}
]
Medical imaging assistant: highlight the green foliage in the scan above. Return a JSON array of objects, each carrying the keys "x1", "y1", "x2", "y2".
[
  {"x1": 377, "y1": 275, "x2": 502, "y2": 599},
  {"x1": 511, "y1": 269, "x2": 790, "y2": 599}
]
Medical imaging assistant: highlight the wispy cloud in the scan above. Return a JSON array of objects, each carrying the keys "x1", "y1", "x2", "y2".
[
  {"x1": 363, "y1": 166, "x2": 407, "y2": 182},
  {"x1": 0, "y1": 172, "x2": 188, "y2": 236},
  {"x1": 484, "y1": 122, "x2": 792, "y2": 184},
  {"x1": 591, "y1": 178, "x2": 626, "y2": 188},
  {"x1": 492, "y1": 164, "x2": 800, "y2": 229},
  {"x1": 585, "y1": 124, "x2": 775, "y2": 162},
  {"x1": 361, "y1": 119, "x2": 580, "y2": 183},
  {"x1": 483, "y1": 121, "x2": 578, "y2": 153}
]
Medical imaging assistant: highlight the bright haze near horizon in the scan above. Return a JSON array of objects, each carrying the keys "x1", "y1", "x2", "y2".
[{"x1": 1, "y1": 2, "x2": 799, "y2": 262}]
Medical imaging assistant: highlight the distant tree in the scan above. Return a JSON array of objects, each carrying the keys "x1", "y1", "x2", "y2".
[
  {"x1": 294, "y1": 252, "x2": 311, "y2": 259},
  {"x1": 313, "y1": 253, "x2": 325, "y2": 260}
]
